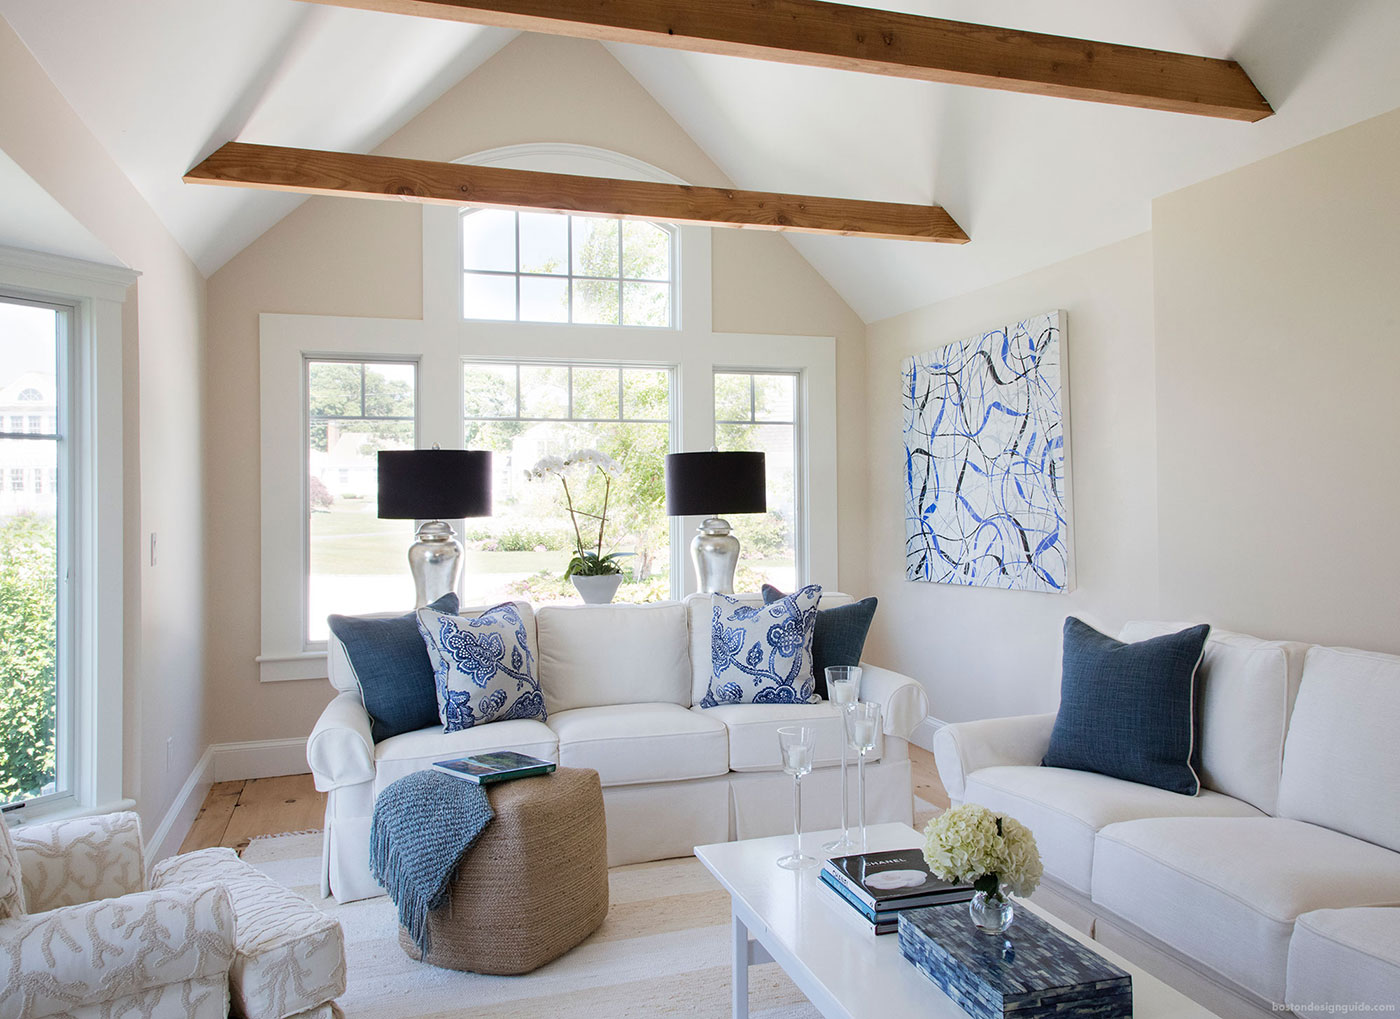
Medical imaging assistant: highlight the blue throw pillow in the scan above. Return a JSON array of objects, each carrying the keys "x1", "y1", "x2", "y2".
[
  {"x1": 701, "y1": 585, "x2": 823, "y2": 708},
  {"x1": 1043, "y1": 617, "x2": 1210, "y2": 795},
  {"x1": 328, "y1": 592, "x2": 459, "y2": 744},
  {"x1": 416, "y1": 602, "x2": 546, "y2": 731},
  {"x1": 762, "y1": 584, "x2": 877, "y2": 699}
]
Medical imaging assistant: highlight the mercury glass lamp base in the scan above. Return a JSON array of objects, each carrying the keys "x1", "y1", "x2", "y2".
[
  {"x1": 408, "y1": 519, "x2": 463, "y2": 608},
  {"x1": 691, "y1": 517, "x2": 740, "y2": 594}
]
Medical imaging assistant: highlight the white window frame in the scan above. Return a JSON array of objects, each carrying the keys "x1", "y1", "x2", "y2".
[
  {"x1": 0, "y1": 246, "x2": 134, "y2": 821},
  {"x1": 257, "y1": 145, "x2": 838, "y2": 683}
]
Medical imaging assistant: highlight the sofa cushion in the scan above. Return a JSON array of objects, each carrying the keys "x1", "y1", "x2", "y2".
[
  {"x1": 1044, "y1": 617, "x2": 1209, "y2": 795},
  {"x1": 687, "y1": 591, "x2": 853, "y2": 705},
  {"x1": 418, "y1": 602, "x2": 546, "y2": 730},
  {"x1": 762, "y1": 585, "x2": 877, "y2": 699},
  {"x1": 964, "y1": 765, "x2": 1263, "y2": 896},
  {"x1": 536, "y1": 601, "x2": 691, "y2": 714},
  {"x1": 1092, "y1": 817, "x2": 1400, "y2": 1003},
  {"x1": 549, "y1": 703, "x2": 729, "y2": 786},
  {"x1": 1119, "y1": 621, "x2": 1308, "y2": 815},
  {"x1": 372, "y1": 719, "x2": 558, "y2": 794},
  {"x1": 699, "y1": 702, "x2": 882, "y2": 771},
  {"x1": 1286, "y1": 908, "x2": 1400, "y2": 1011},
  {"x1": 699, "y1": 586, "x2": 823, "y2": 708},
  {"x1": 327, "y1": 592, "x2": 458, "y2": 742},
  {"x1": 1278, "y1": 646, "x2": 1400, "y2": 852}
]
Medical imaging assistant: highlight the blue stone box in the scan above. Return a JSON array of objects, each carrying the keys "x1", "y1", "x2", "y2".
[{"x1": 898, "y1": 905, "x2": 1132, "y2": 1019}]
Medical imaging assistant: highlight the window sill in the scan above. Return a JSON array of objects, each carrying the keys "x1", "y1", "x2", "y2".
[
  {"x1": 6, "y1": 796, "x2": 138, "y2": 829},
  {"x1": 256, "y1": 652, "x2": 329, "y2": 683}
]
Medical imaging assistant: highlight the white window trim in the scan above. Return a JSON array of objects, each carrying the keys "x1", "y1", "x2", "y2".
[
  {"x1": 0, "y1": 245, "x2": 136, "y2": 821},
  {"x1": 257, "y1": 145, "x2": 837, "y2": 683}
]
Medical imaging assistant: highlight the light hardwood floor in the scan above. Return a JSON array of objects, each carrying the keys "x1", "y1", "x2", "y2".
[{"x1": 178, "y1": 749, "x2": 950, "y2": 854}]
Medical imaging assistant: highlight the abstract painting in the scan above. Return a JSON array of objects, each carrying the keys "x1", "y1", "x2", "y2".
[{"x1": 902, "y1": 310, "x2": 1072, "y2": 593}]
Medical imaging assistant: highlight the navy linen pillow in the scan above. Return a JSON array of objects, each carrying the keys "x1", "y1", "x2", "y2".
[
  {"x1": 328, "y1": 592, "x2": 459, "y2": 743},
  {"x1": 762, "y1": 585, "x2": 878, "y2": 699},
  {"x1": 1043, "y1": 617, "x2": 1210, "y2": 796}
]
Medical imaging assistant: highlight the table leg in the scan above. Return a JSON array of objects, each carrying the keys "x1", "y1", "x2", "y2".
[{"x1": 732, "y1": 912, "x2": 750, "y2": 1019}]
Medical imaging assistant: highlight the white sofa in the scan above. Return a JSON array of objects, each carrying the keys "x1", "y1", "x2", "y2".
[
  {"x1": 934, "y1": 621, "x2": 1400, "y2": 1018},
  {"x1": 308, "y1": 592, "x2": 930, "y2": 903}
]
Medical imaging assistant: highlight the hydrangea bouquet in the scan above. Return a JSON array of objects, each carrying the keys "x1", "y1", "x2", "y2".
[
  {"x1": 525, "y1": 449, "x2": 630, "y2": 577},
  {"x1": 922, "y1": 803, "x2": 1043, "y2": 933}
]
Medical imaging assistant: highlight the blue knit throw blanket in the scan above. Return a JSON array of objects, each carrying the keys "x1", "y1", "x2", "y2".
[{"x1": 369, "y1": 769, "x2": 494, "y2": 955}]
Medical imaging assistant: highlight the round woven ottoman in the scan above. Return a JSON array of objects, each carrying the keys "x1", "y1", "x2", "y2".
[{"x1": 398, "y1": 766, "x2": 609, "y2": 975}]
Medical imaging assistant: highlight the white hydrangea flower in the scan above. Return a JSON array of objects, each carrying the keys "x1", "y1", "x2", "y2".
[{"x1": 921, "y1": 803, "x2": 1042, "y2": 897}]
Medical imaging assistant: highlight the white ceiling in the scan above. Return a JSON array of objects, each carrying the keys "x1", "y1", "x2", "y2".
[{"x1": 3, "y1": 0, "x2": 1399, "y2": 321}]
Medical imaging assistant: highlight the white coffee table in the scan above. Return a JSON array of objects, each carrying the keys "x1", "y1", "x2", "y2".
[{"x1": 695, "y1": 822, "x2": 1221, "y2": 1019}]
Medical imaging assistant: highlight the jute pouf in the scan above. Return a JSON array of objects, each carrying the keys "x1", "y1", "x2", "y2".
[{"x1": 397, "y1": 766, "x2": 609, "y2": 975}]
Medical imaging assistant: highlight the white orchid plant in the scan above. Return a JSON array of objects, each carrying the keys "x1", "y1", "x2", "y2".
[{"x1": 525, "y1": 449, "x2": 631, "y2": 577}]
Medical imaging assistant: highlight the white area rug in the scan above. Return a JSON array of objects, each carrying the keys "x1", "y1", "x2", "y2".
[{"x1": 242, "y1": 796, "x2": 941, "y2": 1019}]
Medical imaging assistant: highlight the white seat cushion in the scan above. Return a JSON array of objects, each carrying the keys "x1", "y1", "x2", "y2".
[
  {"x1": 549, "y1": 703, "x2": 728, "y2": 786},
  {"x1": 1092, "y1": 817, "x2": 1400, "y2": 1003},
  {"x1": 1286, "y1": 908, "x2": 1400, "y2": 1010},
  {"x1": 963, "y1": 765, "x2": 1264, "y2": 896},
  {"x1": 372, "y1": 719, "x2": 558, "y2": 794},
  {"x1": 537, "y1": 601, "x2": 691, "y2": 713},
  {"x1": 698, "y1": 702, "x2": 882, "y2": 771}
]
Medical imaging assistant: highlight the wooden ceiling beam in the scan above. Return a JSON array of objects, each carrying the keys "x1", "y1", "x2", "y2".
[
  {"x1": 183, "y1": 142, "x2": 969, "y2": 243},
  {"x1": 298, "y1": 0, "x2": 1272, "y2": 122}
]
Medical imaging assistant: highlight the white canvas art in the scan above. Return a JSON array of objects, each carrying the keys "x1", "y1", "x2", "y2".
[{"x1": 902, "y1": 310, "x2": 1073, "y2": 593}]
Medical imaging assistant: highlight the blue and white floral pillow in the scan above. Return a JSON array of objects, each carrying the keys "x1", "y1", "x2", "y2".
[
  {"x1": 416, "y1": 602, "x2": 546, "y2": 731},
  {"x1": 700, "y1": 585, "x2": 823, "y2": 708}
]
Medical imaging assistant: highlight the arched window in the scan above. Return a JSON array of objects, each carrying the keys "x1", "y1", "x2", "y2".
[
  {"x1": 461, "y1": 210, "x2": 675, "y2": 327},
  {"x1": 18, "y1": 387, "x2": 43, "y2": 400}
]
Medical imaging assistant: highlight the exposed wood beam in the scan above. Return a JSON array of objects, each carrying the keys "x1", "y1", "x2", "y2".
[
  {"x1": 184, "y1": 142, "x2": 969, "y2": 243},
  {"x1": 299, "y1": 0, "x2": 1272, "y2": 122}
]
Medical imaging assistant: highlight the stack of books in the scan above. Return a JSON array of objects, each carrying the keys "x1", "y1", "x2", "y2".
[{"x1": 820, "y1": 848, "x2": 974, "y2": 934}]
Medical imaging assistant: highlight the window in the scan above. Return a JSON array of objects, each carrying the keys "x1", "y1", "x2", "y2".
[
  {"x1": 27, "y1": 415, "x2": 41, "y2": 434},
  {"x1": 462, "y1": 361, "x2": 674, "y2": 604},
  {"x1": 305, "y1": 359, "x2": 417, "y2": 643},
  {"x1": 0, "y1": 298, "x2": 65, "y2": 805},
  {"x1": 715, "y1": 371, "x2": 801, "y2": 591},
  {"x1": 461, "y1": 210, "x2": 674, "y2": 327}
]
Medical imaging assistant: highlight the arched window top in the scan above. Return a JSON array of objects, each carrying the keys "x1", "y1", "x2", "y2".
[
  {"x1": 18, "y1": 388, "x2": 43, "y2": 401},
  {"x1": 460, "y1": 209, "x2": 676, "y2": 328}
]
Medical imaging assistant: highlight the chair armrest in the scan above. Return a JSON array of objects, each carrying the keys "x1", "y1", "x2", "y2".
[
  {"x1": 13, "y1": 811, "x2": 145, "y2": 912},
  {"x1": 857, "y1": 664, "x2": 930, "y2": 740},
  {"x1": 307, "y1": 691, "x2": 376, "y2": 792},
  {"x1": 0, "y1": 884, "x2": 235, "y2": 1019},
  {"x1": 932, "y1": 713, "x2": 1057, "y2": 801}
]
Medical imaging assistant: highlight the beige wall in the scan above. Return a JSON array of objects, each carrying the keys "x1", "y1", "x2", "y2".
[
  {"x1": 0, "y1": 18, "x2": 209, "y2": 829},
  {"x1": 1153, "y1": 107, "x2": 1400, "y2": 651},
  {"x1": 863, "y1": 235, "x2": 1159, "y2": 722},
  {"x1": 204, "y1": 34, "x2": 868, "y2": 745}
]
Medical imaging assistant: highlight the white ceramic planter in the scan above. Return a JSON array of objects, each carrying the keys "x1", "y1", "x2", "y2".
[{"x1": 571, "y1": 574, "x2": 623, "y2": 604}]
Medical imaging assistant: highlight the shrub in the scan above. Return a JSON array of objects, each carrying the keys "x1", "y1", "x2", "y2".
[
  {"x1": 0, "y1": 514, "x2": 58, "y2": 802},
  {"x1": 309, "y1": 475, "x2": 334, "y2": 510}
]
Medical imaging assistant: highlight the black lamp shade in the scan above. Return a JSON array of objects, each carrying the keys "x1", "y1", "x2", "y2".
[
  {"x1": 377, "y1": 449, "x2": 492, "y2": 519},
  {"x1": 665, "y1": 451, "x2": 766, "y2": 516}
]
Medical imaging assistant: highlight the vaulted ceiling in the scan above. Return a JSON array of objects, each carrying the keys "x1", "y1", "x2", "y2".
[{"x1": 3, "y1": 0, "x2": 1400, "y2": 321}]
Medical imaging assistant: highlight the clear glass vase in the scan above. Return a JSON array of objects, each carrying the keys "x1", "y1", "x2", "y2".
[{"x1": 969, "y1": 885, "x2": 1016, "y2": 935}]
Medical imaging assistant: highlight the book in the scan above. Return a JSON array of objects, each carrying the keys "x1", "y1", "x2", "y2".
[
  {"x1": 821, "y1": 871, "x2": 907, "y2": 928},
  {"x1": 431, "y1": 751, "x2": 556, "y2": 784},
  {"x1": 823, "y1": 848, "x2": 973, "y2": 910}
]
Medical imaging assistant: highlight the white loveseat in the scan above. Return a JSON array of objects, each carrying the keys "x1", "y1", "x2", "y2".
[
  {"x1": 934, "y1": 621, "x2": 1400, "y2": 1018},
  {"x1": 308, "y1": 592, "x2": 929, "y2": 903}
]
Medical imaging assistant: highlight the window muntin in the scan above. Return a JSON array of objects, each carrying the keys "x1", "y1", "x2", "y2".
[
  {"x1": 462, "y1": 360, "x2": 674, "y2": 605},
  {"x1": 461, "y1": 211, "x2": 674, "y2": 328},
  {"x1": 714, "y1": 371, "x2": 801, "y2": 592},
  {"x1": 0, "y1": 298, "x2": 66, "y2": 806},
  {"x1": 305, "y1": 359, "x2": 418, "y2": 644}
]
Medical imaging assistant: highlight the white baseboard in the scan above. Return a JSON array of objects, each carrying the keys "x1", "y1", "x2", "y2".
[
  {"x1": 908, "y1": 715, "x2": 947, "y2": 753},
  {"x1": 211, "y1": 737, "x2": 310, "y2": 783},
  {"x1": 147, "y1": 747, "x2": 213, "y2": 865}
]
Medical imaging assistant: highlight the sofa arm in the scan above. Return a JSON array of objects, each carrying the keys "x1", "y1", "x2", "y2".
[
  {"x1": 307, "y1": 691, "x2": 376, "y2": 792},
  {"x1": 0, "y1": 884, "x2": 236, "y2": 1019},
  {"x1": 857, "y1": 664, "x2": 930, "y2": 740},
  {"x1": 13, "y1": 811, "x2": 145, "y2": 913},
  {"x1": 932, "y1": 713, "x2": 1057, "y2": 801}
]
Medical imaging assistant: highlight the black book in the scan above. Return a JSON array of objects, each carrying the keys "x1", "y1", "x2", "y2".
[{"x1": 823, "y1": 848, "x2": 973, "y2": 910}]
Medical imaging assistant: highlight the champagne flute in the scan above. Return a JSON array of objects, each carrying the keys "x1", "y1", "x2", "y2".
[
  {"x1": 845, "y1": 702, "x2": 881, "y2": 850},
  {"x1": 823, "y1": 666, "x2": 863, "y2": 852},
  {"x1": 776, "y1": 725, "x2": 818, "y2": 870}
]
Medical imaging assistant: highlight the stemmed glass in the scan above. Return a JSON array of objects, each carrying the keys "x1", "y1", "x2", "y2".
[
  {"x1": 822, "y1": 666, "x2": 863, "y2": 853},
  {"x1": 845, "y1": 702, "x2": 882, "y2": 850},
  {"x1": 776, "y1": 725, "x2": 818, "y2": 870}
]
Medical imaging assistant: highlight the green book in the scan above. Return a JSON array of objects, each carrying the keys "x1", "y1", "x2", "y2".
[{"x1": 431, "y1": 751, "x2": 557, "y2": 785}]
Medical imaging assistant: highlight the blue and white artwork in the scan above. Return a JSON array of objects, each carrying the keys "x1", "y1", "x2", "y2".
[{"x1": 902, "y1": 311, "x2": 1072, "y2": 593}]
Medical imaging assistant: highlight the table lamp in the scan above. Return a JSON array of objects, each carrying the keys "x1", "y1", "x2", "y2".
[
  {"x1": 664, "y1": 450, "x2": 766, "y2": 594},
  {"x1": 377, "y1": 447, "x2": 492, "y2": 607}
]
